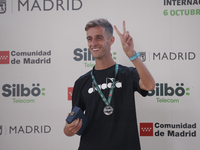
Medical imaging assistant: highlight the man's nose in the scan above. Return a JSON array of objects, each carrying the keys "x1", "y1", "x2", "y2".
[{"x1": 91, "y1": 39, "x2": 97, "y2": 46}]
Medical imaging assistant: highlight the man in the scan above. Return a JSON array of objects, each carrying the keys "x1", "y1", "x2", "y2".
[{"x1": 64, "y1": 18, "x2": 155, "y2": 150}]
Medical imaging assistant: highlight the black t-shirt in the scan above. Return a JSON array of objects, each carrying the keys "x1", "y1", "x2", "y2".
[{"x1": 72, "y1": 64, "x2": 148, "y2": 150}]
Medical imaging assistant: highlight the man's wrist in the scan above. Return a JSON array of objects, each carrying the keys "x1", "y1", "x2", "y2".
[{"x1": 129, "y1": 52, "x2": 140, "y2": 61}]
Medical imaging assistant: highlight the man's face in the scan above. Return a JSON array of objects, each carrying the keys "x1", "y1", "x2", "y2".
[{"x1": 86, "y1": 26, "x2": 113, "y2": 60}]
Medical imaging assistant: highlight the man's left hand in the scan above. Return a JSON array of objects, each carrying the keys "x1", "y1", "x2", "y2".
[{"x1": 114, "y1": 21, "x2": 136, "y2": 58}]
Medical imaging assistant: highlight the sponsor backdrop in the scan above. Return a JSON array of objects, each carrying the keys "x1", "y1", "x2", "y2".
[{"x1": 0, "y1": 0, "x2": 199, "y2": 150}]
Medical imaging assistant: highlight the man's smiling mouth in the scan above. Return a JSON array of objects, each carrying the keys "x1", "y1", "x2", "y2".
[{"x1": 92, "y1": 48, "x2": 99, "y2": 51}]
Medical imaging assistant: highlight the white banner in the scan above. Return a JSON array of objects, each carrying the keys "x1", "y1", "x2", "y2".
[{"x1": 0, "y1": 0, "x2": 199, "y2": 149}]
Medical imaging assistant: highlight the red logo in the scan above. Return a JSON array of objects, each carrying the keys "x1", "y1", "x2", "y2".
[
  {"x1": 140, "y1": 123, "x2": 153, "y2": 136},
  {"x1": 0, "y1": 51, "x2": 9, "y2": 64},
  {"x1": 68, "y1": 87, "x2": 73, "y2": 100}
]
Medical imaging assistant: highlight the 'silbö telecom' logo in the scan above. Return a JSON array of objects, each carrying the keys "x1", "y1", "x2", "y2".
[
  {"x1": 1, "y1": 83, "x2": 45, "y2": 103},
  {"x1": 73, "y1": 48, "x2": 117, "y2": 68},
  {"x1": 148, "y1": 83, "x2": 190, "y2": 103}
]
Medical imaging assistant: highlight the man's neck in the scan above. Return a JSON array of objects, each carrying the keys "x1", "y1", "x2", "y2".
[{"x1": 94, "y1": 58, "x2": 115, "y2": 70}]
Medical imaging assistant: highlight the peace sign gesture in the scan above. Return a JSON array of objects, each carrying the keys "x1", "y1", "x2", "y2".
[{"x1": 114, "y1": 21, "x2": 136, "y2": 58}]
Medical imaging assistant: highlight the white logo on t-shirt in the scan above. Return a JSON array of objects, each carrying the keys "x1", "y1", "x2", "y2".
[{"x1": 88, "y1": 78, "x2": 122, "y2": 94}]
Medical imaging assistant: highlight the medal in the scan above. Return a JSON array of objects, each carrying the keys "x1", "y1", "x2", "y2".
[
  {"x1": 91, "y1": 63, "x2": 119, "y2": 116},
  {"x1": 103, "y1": 105, "x2": 113, "y2": 115}
]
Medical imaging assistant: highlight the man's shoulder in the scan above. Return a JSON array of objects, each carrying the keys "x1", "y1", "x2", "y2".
[
  {"x1": 75, "y1": 69, "x2": 92, "y2": 83},
  {"x1": 118, "y1": 64, "x2": 136, "y2": 74}
]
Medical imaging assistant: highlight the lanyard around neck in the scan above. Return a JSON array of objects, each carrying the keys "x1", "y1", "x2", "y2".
[{"x1": 90, "y1": 63, "x2": 119, "y2": 106}]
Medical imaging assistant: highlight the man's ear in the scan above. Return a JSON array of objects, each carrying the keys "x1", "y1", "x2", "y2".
[{"x1": 109, "y1": 36, "x2": 115, "y2": 46}]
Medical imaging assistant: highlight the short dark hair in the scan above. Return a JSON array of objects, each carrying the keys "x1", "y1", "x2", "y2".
[{"x1": 85, "y1": 18, "x2": 113, "y2": 37}]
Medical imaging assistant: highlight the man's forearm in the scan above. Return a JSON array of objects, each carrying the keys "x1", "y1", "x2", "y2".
[{"x1": 131, "y1": 57, "x2": 155, "y2": 91}]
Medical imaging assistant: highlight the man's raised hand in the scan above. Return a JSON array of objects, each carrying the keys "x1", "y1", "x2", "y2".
[{"x1": 114, "y1": 21, "x2": 136, "y2": 57}]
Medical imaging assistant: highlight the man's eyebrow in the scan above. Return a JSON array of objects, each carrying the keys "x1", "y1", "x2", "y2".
[
  {"x1": 86, "y1": 35, "x2": 104, "y2": 39},
  {"x1": 96, "y1": 35, "x2": 104, "y2": 38},
  {"x1": 86, "y1": 36, "x2": 91, "y2": 39}
]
